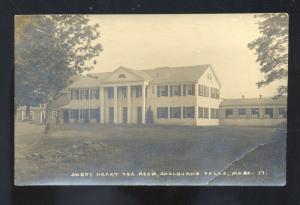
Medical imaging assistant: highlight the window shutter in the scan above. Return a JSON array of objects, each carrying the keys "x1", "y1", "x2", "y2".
[
  {"x1": 157, "y1": 86, "x2": 160, "y2": 97},
  {"x1": 192, "y1": 84, "x2": 195, "y2": 96},
  {"x1": 165, "y1": 85, "x2": 168, "y2": 96},
  {"x1": 178, "y1": 85, "x2": 182, "y2": 96}
]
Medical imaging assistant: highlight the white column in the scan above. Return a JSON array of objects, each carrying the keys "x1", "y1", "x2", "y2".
[
  {"x1": 100, "y1": 87, "x2": 104, "y2": 124},
  {"x1": 142, "y1": 84, "x2": 146, "y2": 124},
  {"x1": 114, "y1": 86, "x2": 118, "y2": 124},
  {"x1": 127, "y1": 85, "x2": 131, "y2": 123},
  {"x1": 21, "y1": 111, "x2": 24, "y2": 121}
]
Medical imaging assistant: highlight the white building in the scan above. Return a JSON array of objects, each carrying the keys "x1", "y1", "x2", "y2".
[
  {"x1": 62, "y1": 65, "x2": 222, "y2": 126},
  {"x1": 219, "y1": 97, "x2": 287, "y2": 126}
]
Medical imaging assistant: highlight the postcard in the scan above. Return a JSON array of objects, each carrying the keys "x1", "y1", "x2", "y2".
[{"x1": 14, "y1": 14, "x2": 288, "y2": 185}]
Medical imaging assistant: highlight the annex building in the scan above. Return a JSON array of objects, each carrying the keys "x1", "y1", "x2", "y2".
[{"x1": 16, "y1": 65, "x2": 287, "y2": 126}]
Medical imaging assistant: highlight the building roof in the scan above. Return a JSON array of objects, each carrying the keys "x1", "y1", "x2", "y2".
[
  {"x1": 143, "y1": 65, "x2": 211, "y2": 84},
  {"x1": 116, "y1": 66, "x2": 153, "y2": 81},
  {"x1": 220, "y1": 96, "x2": 287, "y2": 107},
  {"x1": 50, "y1": 92, "x2": 69, "y2": 109},
  {"x1": 67, "y1": 64, "x2": 212, "y2": 88},
  {"x1": 17, "y1": 106, "x2": 45, "y2": 111},
  {"x1": 68, "y1": 72, "x2": 111, "y2": 88}
]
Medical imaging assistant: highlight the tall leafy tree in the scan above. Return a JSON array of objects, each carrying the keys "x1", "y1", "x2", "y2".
[
  {"x1": 15, "y1": 15, "x2": 102, "y2": 129},
  {"x1": 248, "y1": 13, "x2": 288, "y2": 97}
]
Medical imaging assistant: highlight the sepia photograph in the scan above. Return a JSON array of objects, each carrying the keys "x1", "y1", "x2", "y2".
[{"x1": 14, "y1": 14, "x2": 288, "y2": 186}]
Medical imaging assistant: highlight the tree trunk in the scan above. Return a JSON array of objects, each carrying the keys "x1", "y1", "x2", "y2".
[
  {"x1": 44, "y1": 103, "x2": 50, "y2": 134},
  {"x1": 25, "y1": 105, "x2": 30, "y2": 120}
]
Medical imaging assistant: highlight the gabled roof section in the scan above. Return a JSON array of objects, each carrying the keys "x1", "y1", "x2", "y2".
[
  {"x1": 67, "y1": 64, "x2": 219, "y2": 87},
  {"x1": 68, "y1": 72, "x2": 111, "y2": 88},
  {"x1": 220, "y1": 96, "x2": 287, "y2": 107},
  {"x1": 207, "y1": 64, "x2": 222, "y2": 88},
  {"x1": 101, "y1": 66, "x2": 152, "y2": 83},
  {"x1": 144, "y1": 65, "x2": 210, "y2": 84}
]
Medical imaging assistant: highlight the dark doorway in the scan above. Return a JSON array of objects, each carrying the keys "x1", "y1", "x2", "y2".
[
  {"x1": 63, "y1": 110, "x2": 69, "y2": 124},
  {"x1": 146, "y1": 106, "x2": 154, "y2": 124},
  {"x1": 109, "y1": 107, "x2": 114, "y2": 124},
  {"x1": 137, "y1": 107, "x2": 142, "y2": 124},
  {"x1": 122, "y1": 107, "x2": 128, "y2": 124}
]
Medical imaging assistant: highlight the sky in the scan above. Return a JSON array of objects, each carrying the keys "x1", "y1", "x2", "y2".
[{"x1": 87, "y1": 14, "x2": 287, "y2": 99}]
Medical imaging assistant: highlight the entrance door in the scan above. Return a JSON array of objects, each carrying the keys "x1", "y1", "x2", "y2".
[
  {"x1": 137, "y1": 107, "x2": 142, "y2": 124},
  {"x1": 63, "y1": 110, "x2": 69, "y2": 124},
  {"x1": 122, "y1": 107, "x2": 128, "y2": 124},
  {"x1": 109, "y1": 107, "x2": 114, "y2": 124}
]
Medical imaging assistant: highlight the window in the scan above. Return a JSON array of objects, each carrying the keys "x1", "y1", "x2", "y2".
[
  {"x1": 118, "y1": 87, "x2": 127, "y2": 99},
  {"x1": 210, "y1": 108, "x2": 219, "y2": 119},
  {"x1": 198, "y1": 107, "x2": 203, "y2": 118},
  {"x1": 238, "y1": 108, "x2": 246, "y2": 118},
  {"x1": 52, "y1": 111, "x2": 57, "y2": 120},
  {"x1": 157, "y1": 107, "x2": 168, "y2": 119},
  {"x1": 225, "y1": 109, "x2": 233, "y2": 118},
  {"x1": 183, "y1": 84, "x2": 195, "y2": 96},
  {"x1": 265, "y1": 108, "x2": 273, "y2": 118},
  {"x1": 91, "y1": 108, "x2": 100, "y2": 119},
  {"x1": 118, "y1": 74, "x2": 126, "y2": 78},
  {"x1": 152, "y1": 86, "x2": 155, "y2": 94},
  {"x1": 204, "y1": 86, "x2": 209, "y2": 97},
  {"x1": 81, "y1": 89, "x2": 89, "y2": 100},
  {"x1": 170, "y1": 107, "x2": 181, "y2": 118},
  {"x1": 71, "y1": 89, "x2": 79, "y2": 100},
  {"x1": 251, "y1": 108, "x2": 259, "y2": 118},
  {"x1": 204, "y1": 108, "x2": 209, "y2": 119},
  {"x1": 91, "y1": 88, "x2": 99, "y2": 99},
  {"x1": 80, "y1": 109, "x2": 89, "y2": 121},
  {"x1": 183, "y1": 106, "x2": 195, "y2": 118},
  {"x1": 107, "y1": 87, "x2": 114, "y2": 99},
  {"x1": 157, "y1": 85, "x2": 168, "y2": 97},
  {"x1": 198, "y1": 107, "x2": 209, "y2": 119},
  {"x1": 198, "y1": 84, "x2": 204, "y2": 96},
  {"x1": 210, "y1": 88, "x2": 220, "y2": 99},
  {"x1": 207, "y1": 73, "x2": 212, "y2": 80},
  {"x1": 170, "y1": 85, "x2": 181, "y2": 96},
  {"x1": 71, "y1": 109, "x2": 79, "y2": 119},
  {"x1": 131, "y1": 85, "x2": 142, "y2": 98},
  {"x1": 279, "y1": 107, "x2": 287, "y2": 118}
]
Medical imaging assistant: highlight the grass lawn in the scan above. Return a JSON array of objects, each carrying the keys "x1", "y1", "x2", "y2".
[{"x1": 14, "y1": 122, "x2": 286, "y2": 185}]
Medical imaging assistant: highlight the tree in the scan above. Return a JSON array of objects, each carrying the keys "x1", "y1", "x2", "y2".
[
  {"x1": 248, "y1": 13, "x2": 288, "y2": 97},
  {"x1": 15, "y1": 15, "x2": 102, "y2": 131}
]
